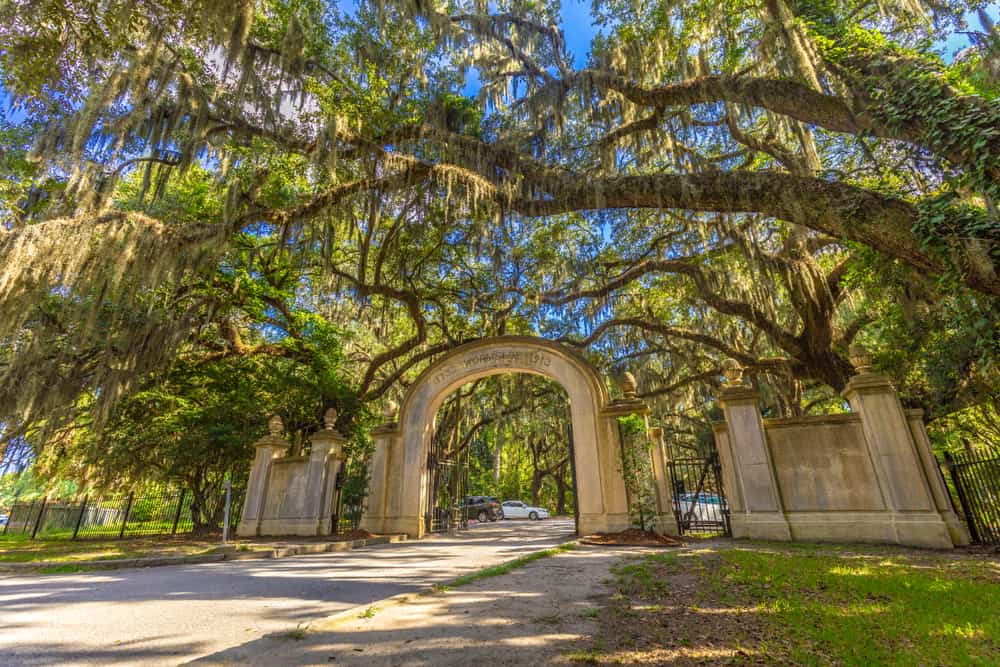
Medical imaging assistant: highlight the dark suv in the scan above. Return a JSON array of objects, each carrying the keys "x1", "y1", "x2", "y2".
[{"x1": 460, "y1": 496, "x2": 503, "y2": 522}]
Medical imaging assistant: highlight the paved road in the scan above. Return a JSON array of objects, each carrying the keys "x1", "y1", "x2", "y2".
[{"x1": 0, "y1": 519, "x2": 575, "y2": 666}]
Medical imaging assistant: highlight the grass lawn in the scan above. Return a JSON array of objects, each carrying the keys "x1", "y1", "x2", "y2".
[
  {"x1": 0, "y1": 533, "x2": 225, "y2": 564},
  {"x1": 433, "y1": 542, "x2": 576, "y2": 592},
  {"x1": 581, "y1": 541, "x2": 1000, "y2": 665}
]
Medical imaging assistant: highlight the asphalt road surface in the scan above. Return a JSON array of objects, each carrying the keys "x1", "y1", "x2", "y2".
[{"x1": 0, "y1": 518, "x2": 575, "y2": 666}]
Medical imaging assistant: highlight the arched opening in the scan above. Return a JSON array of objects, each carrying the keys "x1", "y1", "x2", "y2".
[
  {"x1": 425, "y1": 374, "x2": 578, "y2": 535},
  {"x1": 361, "y1": 337, "x2": 637, "y2": 539}
]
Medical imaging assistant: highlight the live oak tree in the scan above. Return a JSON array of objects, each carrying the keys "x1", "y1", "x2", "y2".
[{"x1": 0, "y1": 0, "x2": 998, "y2": 459}]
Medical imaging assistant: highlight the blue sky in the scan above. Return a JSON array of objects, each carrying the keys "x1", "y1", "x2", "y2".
[
  {"x1": 3, "y1": 4, "x2": 996, "y2": 119},
  {"x1": 559, "y1": 0, "x2": 602, "y2": 67}
]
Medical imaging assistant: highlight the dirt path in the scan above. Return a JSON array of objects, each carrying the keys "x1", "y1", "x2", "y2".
[{"x1": 192, "y1": 544, "x2": 649, "y2": 666}]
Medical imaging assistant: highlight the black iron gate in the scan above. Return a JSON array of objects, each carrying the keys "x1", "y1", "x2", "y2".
[
  {"x1": 425, "y1": 453, "x2": 468, "y2": 534},
  {"x1": 941, "y1": 449, "x2": 1000, "y2": 544},
  {"x1": 667, "y1": 451, "x2": 731, "y2": 536}
]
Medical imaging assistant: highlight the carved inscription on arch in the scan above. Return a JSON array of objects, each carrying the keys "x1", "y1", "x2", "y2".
[{"x1": 430, "y1": 348, "x2": 554, "y2": 388}]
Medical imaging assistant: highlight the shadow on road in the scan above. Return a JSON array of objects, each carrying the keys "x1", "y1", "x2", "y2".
[{"x1": 0, "y1": 519, "x2": 577, "y2": 666}]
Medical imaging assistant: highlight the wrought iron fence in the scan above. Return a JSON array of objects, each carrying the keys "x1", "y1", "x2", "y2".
[
  {"x1": 334, "y1": 504, "x2": 364, "y2": 534},
  {"x1": 667, "y1": 452, "x2": 731, "y2": 537},
  {"x1": 941, "y1": 448, "x2": 1000, "y2": 544},
  {"x1": 425, "y1": 455, "x2": 466, "y2": 534},
  {"x1": 1, "y1": 486, "x2": 242, "y2": 541}
]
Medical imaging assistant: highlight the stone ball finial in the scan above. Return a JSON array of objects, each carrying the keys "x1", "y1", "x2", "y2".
[
  {"x1": 384, "y1": 399, "x2": 399, "y2": 421},
  {"x1": 721, "y1": 358, "x2": 744, "y2": 386},
  {"x1": 323, "y1": 407, "x2": 338, "y2": 430},
  {"x1": 849, "y1": 344, "x2": 874, "y2": 374},
  {"x1": 620, "y1": 372, "x2": 638, "y2": 399},
  {"x1": 268, "y1": 414, "x2": 284, "y2": 436}
]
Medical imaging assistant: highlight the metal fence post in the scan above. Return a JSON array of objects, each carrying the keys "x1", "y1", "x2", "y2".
[
  {"x1": 943, "y1": 452, "x2": 981, "y2": 544},
  {"x1": 2, "y1": 491, "x2": 17, "y2": 535},
  {"x1": 331, "y1": 461, "x2": 344, "y2": 536},
  {"x1": 710, "y1": 452, "x2": 732, "y2": 537},
  {"x1": 171, "y1": 489, "x2": 186, "y2": 534},
  {"x1": 119, "y1": 492, "x2": 135, "y2": 539},
  {"x1": 222, "y1": 479, "x2": 232, "y2": 546},
  {"x1": 72, "y1": 495, "x2": 89, "y2": 540},
  {"x1": 31, "y1": 496, "x2": 48, "y2": 539},
  {"x1": 22, "y1": 498, "x2": 35, "y2": 534}
]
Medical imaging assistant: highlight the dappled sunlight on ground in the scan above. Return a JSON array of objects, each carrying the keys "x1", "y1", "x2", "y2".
[
  {"x1": 4, "y1": 526, "x2": 997, "y2": 665},
  {"x1": 602, "y1": 644, "x2": 763, "y2": 664},
  {"x1": 193, "y1": 545, "x2": 631, "y2": 665},
  {"x1": 0, "y1": 519, "x2": 577, "y2": 666},
  {"x1": 0, "y1": 534, "x2": 223, "y2": 564}
]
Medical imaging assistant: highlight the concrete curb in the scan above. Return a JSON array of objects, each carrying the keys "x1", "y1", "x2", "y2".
[
  {"x1": 0, "y1": 535, "x2": 408, "y2": 574},
  {"x1": 310, "y1": 539, "x2": 580, "y2": 631},
  {"x1": 264, "y1": 534, "x2": 407, "y2": 559}
]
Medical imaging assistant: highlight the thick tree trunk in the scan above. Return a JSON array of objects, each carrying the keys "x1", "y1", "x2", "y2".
[
  {"x1": 189, "y1": 486, "x2": 215, "y2": 535},
  {"x1": 530, "y1": 469, "x2": 544, "y2": 507},
  {"x1": 554, "y1": 469, "x2": 570, "y2": 516}
]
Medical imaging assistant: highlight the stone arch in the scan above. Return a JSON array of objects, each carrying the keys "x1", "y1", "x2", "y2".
[{"x1": 360, "y1": 336, "x2": 634, "y2": 538}]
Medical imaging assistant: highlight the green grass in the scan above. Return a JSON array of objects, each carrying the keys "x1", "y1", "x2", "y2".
[
  {"x1": 592, "y1": 545, "x2": 1000, "y2": 665},
  {"x1": 278, "y1": 624, "x2": 309, "y2": 640},
  {"x1": 359, "y1": 605, "x2": 378, "y2": 619},
  {"x1": 0, "y1": 534, "x2": 221, "y2": 564},
  {"x1": 706, "y1": 547, "x2": 1000, "y2": 666},
  {"x1": 433, "y1": 542, "x2": 576, "y2": 592},
  {"x1": 37, "y1": 563, "x2": 92, "y2": 574},
  {"x1": 2, "y1": 520, "x2": 202, "y2": 542},
  {"x1": 565, "y1": 638, "x2": 607, "y2": 664},
  {"x1": 610, "y1": 551, "x2": 678, "y2": 597}
]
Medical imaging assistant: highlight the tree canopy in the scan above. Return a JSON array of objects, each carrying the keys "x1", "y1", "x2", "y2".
[{"x1": 0, "y1": 0, "x2": 998, "y2": 473}]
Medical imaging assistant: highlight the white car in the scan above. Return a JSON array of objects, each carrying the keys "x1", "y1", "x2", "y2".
[
  {"x1": 676, "y1": 493, "x2": 727, "y2": 523},
  {"x1": 501, "y1": 500, "x2": 549, "y2": 520}
]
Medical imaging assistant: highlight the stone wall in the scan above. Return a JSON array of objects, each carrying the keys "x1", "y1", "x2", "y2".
[
  {"x1": 258, "y1": 457, "x2": 313, "y2": 535},
  {"x1": 713, "y1": 370, "x2": 970, "y2": 549},
  {"x1": 237, "y1": 412, "x2": 345, "y2": 538}
]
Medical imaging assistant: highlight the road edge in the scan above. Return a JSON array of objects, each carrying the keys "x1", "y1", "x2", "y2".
[{"x1": 0, "y1": 534, "x2": 409, "y2": 575}]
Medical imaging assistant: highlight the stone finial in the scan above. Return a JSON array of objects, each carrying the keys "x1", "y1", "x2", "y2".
[
  {"x1": 267, "y1": 414, "x2": 284, "y2": 436},
  {"x1": 384, "y1": 399, "x2": 399, "y2": 421},
  {"x1": 849, "y1": 344, "x2": 874, "y2": 374},
  {"x1": 620, "y1": 372, "x2": 638, "y2": 400},
  {"x1": 721, "y1": 358, "x2": 744, "y2": 386},
  {"x1": 323, "y1": 407, "x2": 338, "y2": 430}
]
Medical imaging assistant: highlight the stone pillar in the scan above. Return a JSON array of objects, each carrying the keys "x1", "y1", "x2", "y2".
[
  {"x1": 648, "y1": 427, "x2": 680, "y2": 536},
  {"x1": 237, "y1": 415, "x2": 288, "y2": 538},
  {"x1": 905, "y1": 410, "x2": 971, "y2": 546},
  {"x1": 359, "y1": 401, "x2": 398, "y2": 535},
  {"x1": 842, "y1": 350, "x2": 955, "y2": 548},
  {"x1": 718, "y1": 360, "x2": 791, "y2": 541},
  {"x1": 594, "y1": 372, "x2": 650, "y2": 535},
  {"x1": 310, "y1": 408, "x2": 346, "y2": 536}
]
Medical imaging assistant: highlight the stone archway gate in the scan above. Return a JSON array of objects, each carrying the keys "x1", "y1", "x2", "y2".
[
  {"x1": 361, "y1": 336, "x2": 651, "y2": 539},
  {"x1": 237, "y1": 337, "x2": 970, "y2": 549}
]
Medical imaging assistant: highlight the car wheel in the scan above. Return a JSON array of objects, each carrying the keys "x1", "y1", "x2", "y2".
[
  {"x1": 477, "y1": 510, "x2": 488, "y2": 522},
  {"x1": 529, "y1": 511, "x2": 538, "y2": 521}
]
